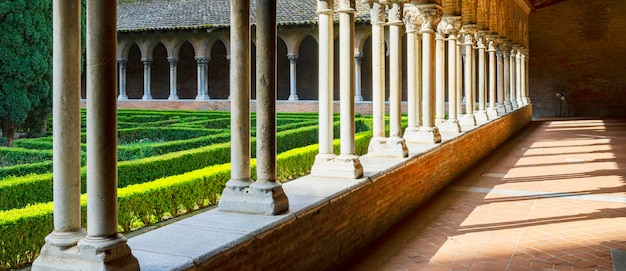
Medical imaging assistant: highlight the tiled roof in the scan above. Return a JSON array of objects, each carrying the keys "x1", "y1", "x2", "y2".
[{"x1": 118, "y1": 0, "x2": 372, "y2": 32}]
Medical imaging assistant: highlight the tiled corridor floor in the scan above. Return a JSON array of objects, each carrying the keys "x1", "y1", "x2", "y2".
[{"x1": 343, "y1": 119, "x2": 626, "y2": 271}]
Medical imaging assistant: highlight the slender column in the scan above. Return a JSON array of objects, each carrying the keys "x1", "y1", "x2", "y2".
[
  {"x1": 455, "y1": 36, "x2": 463, "y2": 119},
  {"x1": 141, "y1": 58, "x2": 152, "y2": 100},
  {"x1": 117, "y1": 59, "x2": 128, "y2": 100},
  {"x1": 219, "y1": 0, "x2": 253, "y2": 210},
  {"x1": 368, "y1": 1, "x2": 392, "y2": 156},
  {"x1": 522, "y1": 50, "x2": 530, "y2": 105},
  {"x1": 503, "y1": 44, "x2": 513, "y2": 111},
  {"x1": 249, "y1": 0, "x2": 289, "y2": 214},
  {"x1": 515, "y1": 47, "x2": 524, "y2": 107},
  {"x1": 403, "y1": 3, "x2": 422, "y2": 141},
  {"x1": 76, "y1": 0, "x2": 139, "y2": 268},
  {"x1": 287, "y1": 53, "x2": 299, "y2": 101},
  {"x1": 434, "y1": 29, "x2": 446, "y2": 125},
  {"x1": 459, "y1": 25, "x2": 477, "y2": 126},
  {"x1": 385, "y1": 1, "x2": 408, "y2": 156},
  {"x1": 168, "y1": 57, "x2": 179, "y2": 100},
  {"x1": 510, "y1": 47, "x2": 518, "y2": 109},
  {"x1": 474, "y1": 32, "x2": 489, "y2": 124},
  {"x1": 354, "y1": 52, "x2": 364, "y2": 102},
  {"x1": 32, "y1": 0, "x2": 87, "y2": 268},
  {"x1": 195, "y1": 56, "x2": 210, "y2": 100},
  {"x1": 437, "y1": 16, "x2": 462, "y2": 133},
  {"x1": 495, "y1": 41, "x2": 506, "y2": 114},
  {"x1": 487, "y1": 38, "x2": 499, "y2": 119},
  {"x1": 406, "y1": 3, "x2": 442, "y2": 144},
  {"x1": 311, "y1": 0, "x2": 337, "y2": 176}
]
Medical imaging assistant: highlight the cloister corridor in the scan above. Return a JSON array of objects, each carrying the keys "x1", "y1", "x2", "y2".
[{"x1": 339, "y1": 118, "x2": 626, "y2": 271}]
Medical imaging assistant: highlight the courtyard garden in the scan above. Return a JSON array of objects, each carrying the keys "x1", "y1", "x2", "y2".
[{"x1": 0, "y1": 109, "x2": 377, "y2": 270}]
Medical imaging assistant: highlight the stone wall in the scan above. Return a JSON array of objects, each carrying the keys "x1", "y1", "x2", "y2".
[
  {"x1": 529, "y1": 0, "x2": 626, "y2": 118},
  {"x1": 195, "y1": 106, "x2": 532, "y2": 271}
]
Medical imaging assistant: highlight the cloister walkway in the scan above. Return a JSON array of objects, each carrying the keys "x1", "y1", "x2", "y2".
[{"x1": 343, "y1": 118, "x2": 626, "y2": 271}]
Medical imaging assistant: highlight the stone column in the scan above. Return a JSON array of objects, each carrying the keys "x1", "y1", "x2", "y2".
[
  {"x1": 219, "y1": 0, "x2": 253, "y2": 211},
  {"x1": 76, "y1": 0, "x2": 139, "y2": 269},
  {"x1": 487, "y1": 38, "x2": 499, "y2": 119},
  {"x1": 311, "y1": 0, "x2": 336, "y2": 176},
  {"x1": 142, "y1": 58, "x2": 152, "y2": 100},
  {"x1": 521, "y1": 49, "x2": 530, "y2": 105},
  {"x1": 437, "y1": 15, "x2": 462, "y2": 133},
  {"x1": 385, "y1": 1, "x2": 408, "y2": 156},
  {"x1": 459, "y1": 25, "x2": 477, "y2": 126},
  {"x1": 456, "y1": 35, "x2": 463, "y2": 119},
  {"x1": 368, "y1": 1, "x2": 391, "y2": 156},
  {"x1": 503, "y1": 44, "x2": 513, "y2": 111},
  {"x1": 168, "y1": 57, "x2": 179, "y2": 100},
  {"x1": 406, "y1": 3, "x2": 442, "y2": 144},
  {"x1": 402, "y1": 3, "x2": 422, "y2": 142},
  {"x1": 509, "y1": 47, "x2": 518, "y2": 109},
  {"x1": 118, "y1": 59, "x2": 128, "y2": 100},
  {"x1": 32, "y1": 0, "x2": 87, "y2": 268},
  {"x1": 496, "y1": 41, "x2": 507, "y2": 115},
  {"x1": 250, "y1": 0, "x2": 289, "y2": 214},
  {"x1": 474, "y1": 32, "x2": 489, "y2": 124},
  {"x1": 434, "y1": 25, "x2": 446, "y2": 126},
  {"x1": 354, "y1": 52, "x2": 364, "y2": 102},
  {"x1": 515, "y1": 47, "x2": 524, "y2": 107},
  {"x1": 195, "y1": 56, "x2": 210, "y2": 100},
  {"x1": 287, "y1": 53, "x2": 299, "y2": 101}
]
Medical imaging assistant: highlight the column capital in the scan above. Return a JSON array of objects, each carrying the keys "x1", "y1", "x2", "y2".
[
  {"x1": 141, "y1": 58, "x2": 152, "y2": 64},
  {"x1": 354, "y1": 52, "x2": 364, "y2": 63},
  {"x1": 487, "y1": 40, "x2": 497, "y2": 52},
  {"x1": 167, "y1": 57, "x2": 178, "y2": 64},
  {"x1": 337, "y1": 0, "x2": 356, "y2": 13},
  {"x1": 386, "y1": 1, "x2": 406, "y2": 26},
  {"x1": 475, "y1": 30, "x2": 489, "y2": 49},
  {"x1": 317, "y1": 0, "x2": 335, "y2": 14},
  {"x1": 118, "y1": 59, "x2": 128, "y2": 65},
  {"x1": 287, "y1": 53, "x2": 299, "y2": 61},
  {"x1": 368, "y1": 2, "x2": 386, "y2": 26},
  {"x1": 403, "y1": 3, "x2": 443, "y2": 34},
  {"x1": 195, "y1": 56, "x2": 210, "y2": 64},
  {"x1": 437, "y1": 15, "x2": 463, "y2": 36}
]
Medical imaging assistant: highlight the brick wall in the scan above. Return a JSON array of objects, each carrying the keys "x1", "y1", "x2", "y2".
[
  {"x1": 195, "y1": 106, "x2": 532, "y2": 271},
  {"x1": 530, "y1": 0, "x2": 626, "y2": 118}
]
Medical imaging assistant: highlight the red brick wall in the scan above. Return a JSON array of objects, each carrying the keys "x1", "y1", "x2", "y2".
[
  {"x1": 529, "y1": 0, "x2": 626, "y2": 118},
  {"x1": 196, "y1": 106, "x2": 532, "y2": 271}
]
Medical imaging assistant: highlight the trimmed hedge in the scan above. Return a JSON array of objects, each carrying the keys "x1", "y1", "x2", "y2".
[
  {"x1": 0, "y1": 131, "x2": 372, "y2": 270},
  {"x1": 0, "y1": 147, "x2": 52, "y2": 167}
]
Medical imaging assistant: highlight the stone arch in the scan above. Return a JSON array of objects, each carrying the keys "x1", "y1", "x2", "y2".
[
  {"x1": 277, "y1": 37, "x2": 290, "y2": 100},
  {"x1": 208, "y1": 39, "x2": 229, "y2": 99},
  {"x1": 126, "y1": 42, "x2": 143, "y2": 99},
  {"x1": 178, "y1": 41, "x2": 197, "y2": 99},
  {"x1": 298, "y1": 35, "x2": 319, "y2": 100},
  {"x1": 151, "y1": 42, "x2": 169, "y2": 99},
  {"x1": 117, "y1": 39, "x2": 134, "y2": 61}
]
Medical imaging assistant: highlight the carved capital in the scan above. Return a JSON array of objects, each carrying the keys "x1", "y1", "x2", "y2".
[
  {"x1": 475, "y1": 30, "x2": 489, "y2": 49},
  {"x1": 437, "y1": 16, "x2": 463, "y2": 36},
  {"x1": 317, "y1": 0, "x2": 334, "y2": 15},
  {"x1": 287, "y1": 53, "x2": 299, "y2": 62},
  {"x1": 141, "y1": 58, "x2": 152, "y2": 65},
  {"x1": 403, "y1": 3, "x2": 442, "y2": 34},
  {"x1": 118, "y1": 59, "x2": 128, "y2": 66},
  {"x1": 195, "y1": 56, "x2": 210, "y2": 64},
  {"x1": 167, "y1": 57, "x2": 178, "y2": 65},
  {"x1": 354, "y1": 52, "x2": 364, "y2": 63},
  {"x1": 386, "y1": 1, "x2": 405, "y2": 26},
  {"x1": 368, "y1": 2, "x2": 386, "y2": 26},
  {"x1": 337, "y1": 0, "x2": 356, "y2": 13}
]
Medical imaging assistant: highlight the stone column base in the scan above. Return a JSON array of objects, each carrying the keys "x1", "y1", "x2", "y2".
[
  {"x1": 437, "y1": 119, "x2": 462, "y2": 133},
  {"x1": 404, "y1": 126, "x2": 442, "y2": 144},
  {"x1": 496, "y1": 104, "x2": 507, "y2": 115},
  {"x1": 117, "y1": 95, "x2": 128, "y2": 101},
  {"x1": 195, "y1": 95, "x2": 211, "y2": 101},
  {"x1": 475, "y1": 110, "x2": 489, "y2": 124},
  {"x1": 487, "y1": 107, "x2": 499, "y2": 119},
  {"x1": 168, "y1": 95, "x2": 179, "y2": 100},
  {"x1": 288, "y1": 94, "x2": 299, "y2": 101},
  {"x1": 32, "y1": 230, "x2": 87, "y2": 271},
  {"x1": 37, "y1": 235, "x2": 140, "y2": 271},
  {"x1": 504, "y1": 101, "x2": 513, "y2": 112},
  {"x1": 367, "y1": 136, "x2": 408, "y2": 158},
  {"x1": 354, "y1": 95, "x2": 364, "y2": 102},
  {"x1": 311, "y1": 154, "x2": 364, "y2": 179},
  {"x1": 459, "y1": 114, "x2": 476, "y2": 126},
  {"x1": 219, "y1": 180, "x2": 289, "y2": 215}
]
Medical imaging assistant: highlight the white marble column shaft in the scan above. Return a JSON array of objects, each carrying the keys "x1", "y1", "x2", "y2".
[
  {"x1": 459, "y1": 27, "x2": 476, "y2": 126},
  {"x1": 434, "y1": 31, "x2": 445, "y2": 125},
  {"x1": 516, "y1": 49, "x2": 523, "y2": 107},
  {"x1": 475, "y1": 34, "x2": 488, "y2": 123},
  {"x1": 142, "y1": 58, "x2": 152, "y2": 100},
  {"x1": 503, "y1": 47, "x2": 512, "y2": 111},
  {"x1": 510, "y1": 47, "x2": 518, "y2": 109},
  {"x1": 168, "y1": 57, "x2": 179, "y2": 100},
  {"x1": 487, "y1": 39, "x2": 499, "y2": 119},
  {"x1": 437, "y1": 16, "x2": 462, "y2": 133},
  {"x1": 386, "y1": 1, "x2": 408, "y2": 156},
  {"x1": 354, "y1": 52, "x2": 364, "y2": 102},
  {"x1": 195, "y1": 56, "x2": 210, "y2": 100},
  {"x1": 118, "y1": 59, "x2": 128, "y2": 100},
  {"x1": 287, "y1": 53, "x2": 299, "y2": 101},
  {"x1": 403, "y1": 4, "x2": 422, "y2": 141}
]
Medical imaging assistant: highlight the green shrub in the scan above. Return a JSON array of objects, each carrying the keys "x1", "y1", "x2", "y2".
[{"x1": 0, "y1": 147, "x2": 52, "y2": 167}]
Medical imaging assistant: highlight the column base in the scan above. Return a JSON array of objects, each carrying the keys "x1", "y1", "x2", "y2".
[
  {"x1": 354, "y1": 95, "x2": 364, "y2": 102},
  {"x1": 47, "y1": 235, "x2": 139, "y2": 271},
  {"x1": 288, "y1": 94, "x2": 299, "y2": 101},
  {"x1": 310, "y1": 153, "x2": 364, "y2": 179},
  {"x1": 141, "y1": 94, "x2": 152, "y2": 101},
  {"x1": 524, "y1": 97, "x2": 531, "y2": 105},
  {"x1": 497, "y1": 104, "x2": 507, "y2": 115},
  {"x1": 435, "y1": 118, "x2": 447, "y2": 126},
  {"x1": 367, "y1": 136, "x2": 408, "y2": 158},
  {"x1": 475, "y1": 110, "x2": 489, "y2": 124},
  {"x1": 168, "y1": 95, "x2": 179, "y2": 100},
  {"x1": 504, "y1": 101, "x2": 514, "y2": 112},
  {"x1": 218, "y1": 180, "x2": 289, "y2": 215},
  {"x1": 117, "y1": 95, "x2": 128, "y2": 101},
  {"x1": 487, "y1": 107, "x2": 500, "y2": 119},
  {"x1": 404, "y1": 126, "x2": 442, "y2": 144},
  {"x1": 196, "y1": 95, "x2": 211, "y2": 101},
  {"x1": 459, "y1": 114, "x2": 476, "y2": 126},
  {"x1": 517, "y1": 98, "x2": 525, "y2": 107},
  {"x1": 512, "y1": 100, "x2": 520, "y2": 109},
  {"x1": 437, "y1": 119, "x2": 462, "y2": 133},
  {"x1": 32, "y1": 230, "x2": 87, "y2": 271}
]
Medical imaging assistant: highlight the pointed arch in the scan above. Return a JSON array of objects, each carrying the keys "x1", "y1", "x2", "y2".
[
  {"x1": 177, "y1": 41, "x2": 197, "y2": 99},
  {"x1": 208, "y1": 39, "x2": 229, "y2": 99}
]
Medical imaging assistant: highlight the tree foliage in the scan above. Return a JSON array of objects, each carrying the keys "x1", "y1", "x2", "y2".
[{"x1": 0, "y1": 0, "x2": 52, "y2": 146}]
